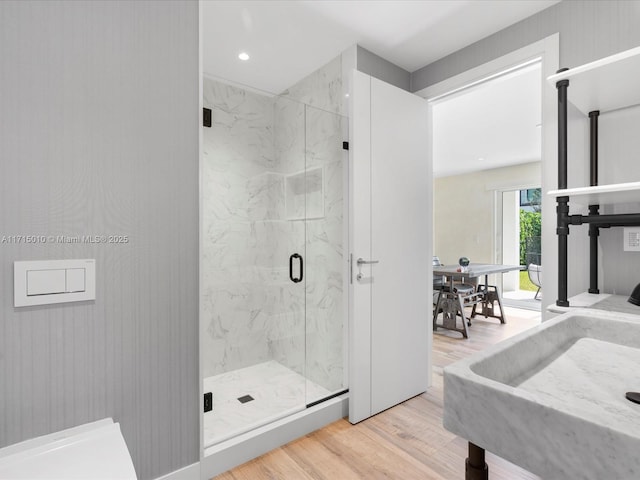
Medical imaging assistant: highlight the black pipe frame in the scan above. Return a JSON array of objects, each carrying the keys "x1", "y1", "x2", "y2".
[
  {"x1": 465, "y1": 442, "x2": 488, "y2": 480},
  {"x1": 588, "y1": 111, "x2": 600, "y2": 294},
  {"x1": 570, "y1": 212, "x2": 640, "y2": 226},
  {"x1": 556, "y1": 76, "x2": 570, "y2": 307},
  {"x1": 555, "y1": 78, "x2": 640, "y2": 305},
  {"x1": 589, "y1": 111, "x2": 599, "y2": 187},
  {"x1": 588, "y1": 206, "x2": 600, "y2": 293}
]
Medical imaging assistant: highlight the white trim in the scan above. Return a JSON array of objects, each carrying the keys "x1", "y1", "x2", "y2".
[
  {"x1": 489, "y1": 181, "x2": 541, "y2": 193},
  {"x1": 414, "y1": 36, "x2": 556, "y2": 101},
  {"x1": 425, "y1": 57, "x2": 542, "y2": 105},
  {"x1": 197, "y1": 0, "x2": 204, "y2": 463},
  {"x1": 154, "y1": 463, "x2": 200, "y2": 480},
  {"x1": 202, "y1": 72, "x2": 276, "y2": 98},
  {"x1": 341, "y1": 47, "x2": 356, "y2": 392}
]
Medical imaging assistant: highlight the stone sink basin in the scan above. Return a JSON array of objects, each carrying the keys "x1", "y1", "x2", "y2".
[{"x1": 444, "y1": 308, "x2": 640, "y2": 479}]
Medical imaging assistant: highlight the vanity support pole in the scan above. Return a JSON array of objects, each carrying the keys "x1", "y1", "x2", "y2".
[
  {"x1": 588, "y1": 205, "x2": 600, "y2": 293},
  {"x1": 589, "y1": 110, "x2": 599, "y2": 187},
  {"x1": 556, "y1": 77, "x2": 570, "y2": 307},
  {"x1": 466, "y1": 442, "x2": 488, "y2": 480},
  {"x1": 588, "y1": 110, "x2": 600, "y2": 294}
]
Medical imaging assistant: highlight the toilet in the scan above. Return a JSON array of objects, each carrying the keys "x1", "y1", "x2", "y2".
[{"x1": 0, "y1": 418, "x2": 137, "y2": 479}]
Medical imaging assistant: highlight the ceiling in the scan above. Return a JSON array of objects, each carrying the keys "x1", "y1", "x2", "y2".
[
  {"x1": 202, "y1": 1, "x2": 550, "y2": 177},
  {"x1": 202, "y1": 0, "x2": 558, "y2": 94},
  {"x1": 431, "y1": 62, "x2": 542, "y2": 178}
]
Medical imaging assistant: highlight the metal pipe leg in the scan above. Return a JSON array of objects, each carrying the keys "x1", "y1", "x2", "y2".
[{"x1": 466, "y1": 442, "x2": 488, "y2": 480}]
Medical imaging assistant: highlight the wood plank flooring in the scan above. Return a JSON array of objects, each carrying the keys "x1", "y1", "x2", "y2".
[{"x1": 214, "y1": 306, "x2": 542, "y2": 480}]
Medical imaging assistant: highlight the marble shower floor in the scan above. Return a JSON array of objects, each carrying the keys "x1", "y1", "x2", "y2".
[{"x1": 203, "y1": 360, "x2": 331, "y2": 448}]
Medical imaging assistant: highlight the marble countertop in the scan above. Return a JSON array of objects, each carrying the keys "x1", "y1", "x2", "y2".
[{"x1": 444, "y1": 308, "x2": 640, "y2": 479}]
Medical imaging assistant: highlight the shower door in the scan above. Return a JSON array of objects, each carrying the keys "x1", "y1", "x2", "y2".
[
  {"x1": 202, "y1": 78, "x2": 347, "y2": 449},
  {"x1": 274, "y1": 99, "x2": 348, "y2": 409},
  {"x1": 202, "y1": 88, "x2": 308, "y2": 448}
]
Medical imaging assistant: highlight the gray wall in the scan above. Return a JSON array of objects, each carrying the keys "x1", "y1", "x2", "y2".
[
  {"x1": 411, "y1": 0, "x2": 640, "y2": 92},
  {"x1": 357, "y1": 46, "x2": 411, "y2": 91},
  {"x1": 0, "y1": 2, "x2": 199, "y2": 479},
  {"x1": 413, "y1": 0, "x2": 640, "y2": 302}
]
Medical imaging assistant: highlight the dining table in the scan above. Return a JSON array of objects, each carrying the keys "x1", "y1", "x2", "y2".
[{"x1": 432, "y1": 263, "x2": 524, "y2": 338}]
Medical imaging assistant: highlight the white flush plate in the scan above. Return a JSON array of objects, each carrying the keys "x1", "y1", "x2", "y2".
[{"x1": 14, "y1": 259, "x2": 96, "y2": 307}]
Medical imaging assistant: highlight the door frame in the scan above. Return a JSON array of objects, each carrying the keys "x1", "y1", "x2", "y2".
[
  {"x1": 414, "y1": 33, "x2": 559, "y2": 320},
  {"x1": 495, "y1": 183, "x2": 541, "y2": 299}
]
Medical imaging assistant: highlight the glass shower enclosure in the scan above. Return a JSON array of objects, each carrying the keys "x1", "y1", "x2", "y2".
[{"x1": 201, "y1": 78, "x2": 347, "y2": 448}]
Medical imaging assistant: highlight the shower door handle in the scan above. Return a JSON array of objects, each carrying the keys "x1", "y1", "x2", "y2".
[{"x1": 289, "y1": 253, "x2": 303, "y2": 283}]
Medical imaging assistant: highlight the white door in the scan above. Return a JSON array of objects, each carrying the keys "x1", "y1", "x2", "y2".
[{"x1": 349, "y1": 70, "x2": 431, "y2": 424}]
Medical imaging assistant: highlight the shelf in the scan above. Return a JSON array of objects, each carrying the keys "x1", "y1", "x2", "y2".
[
  {"x1": 285, "y1": 167, "x2": 324, "y2": 220},
  {"x1": 547, "y1": 293, "x2": 612, "y2": 314},
  {"x1": 547, "y1": 45, "x2": 640, "y2": 115},
  {"x1": 547, "y1": 181, "x2": 640, "y2": 207}
]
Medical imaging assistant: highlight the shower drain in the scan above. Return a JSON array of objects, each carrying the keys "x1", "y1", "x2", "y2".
[{"x1": 237, "y1": 394, "x2": 254, "y2": 404}]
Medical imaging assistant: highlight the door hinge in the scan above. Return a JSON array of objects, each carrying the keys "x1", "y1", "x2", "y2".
[{"x1": 203, "y1": 108, "x2": 212, "y2": 127}]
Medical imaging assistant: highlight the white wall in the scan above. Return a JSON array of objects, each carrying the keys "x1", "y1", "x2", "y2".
[{"x1": 434, "y1": 162, "x2": 541, "y2": 272}]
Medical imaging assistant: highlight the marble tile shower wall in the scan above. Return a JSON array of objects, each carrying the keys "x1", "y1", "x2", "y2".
[
  {"x1": 279, "y1": 55, "x2": 344, "y2": 117},
  {"x1": 202, "y1": 55, "x2": 345, "y2": 394},
  {"x1": 202, "y1": 79, "x2": 280, "y2": 378}
]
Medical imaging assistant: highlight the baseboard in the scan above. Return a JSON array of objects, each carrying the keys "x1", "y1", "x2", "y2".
[
  {"x1": 154, "y1": 462, "x2": 200, "y2": 480},
  {"x1": 200, "y1": 393, "x2": 349, "y2": 479}
]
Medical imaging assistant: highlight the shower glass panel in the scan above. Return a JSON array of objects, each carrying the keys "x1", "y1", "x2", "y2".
[
  {"x1": 304, "y1": 105, "x2": 348, "y2": 405},
  {"x1": 202, "y1": 77, "x2": 346, "y2": 450}
]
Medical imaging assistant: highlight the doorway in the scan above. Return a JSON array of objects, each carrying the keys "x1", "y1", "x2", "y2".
[
  {"x1": 500, "y1": 187, "x2": 542, "y2": 310},
  {"x1": 416, "y1": 35, "x2": 558, "y2": 327},
  {"x1": 428, "y1": 60, "x2": 542, "y2": 272}
]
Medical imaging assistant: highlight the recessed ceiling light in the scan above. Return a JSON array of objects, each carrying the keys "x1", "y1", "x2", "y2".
[
  {"x1": 238, "y1": 52, "x2": 250, "y2": 61},
  {"x1": 478, "y1": 157, "x2": 485, "y2": 162}
]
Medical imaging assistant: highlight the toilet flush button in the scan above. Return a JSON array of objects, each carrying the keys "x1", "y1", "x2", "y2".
[
  {"x1": 66, "y1": 268, "x2": 86, "y2": 293},
  {"x1": 27, "y1": 269, "x2": 66, "y2": 296},
  {"x1": 14, "y1": 259, "x2": 96, "y2": 307}
]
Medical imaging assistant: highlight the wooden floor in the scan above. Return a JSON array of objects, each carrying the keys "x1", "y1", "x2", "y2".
[{"x1": 214, "y1": 307, "x2": 542, "y2": 480}]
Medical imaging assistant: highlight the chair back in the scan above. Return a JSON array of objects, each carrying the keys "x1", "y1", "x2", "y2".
[{"x1": 527, "y1": 263, "x2": 542, "y2": 287}]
